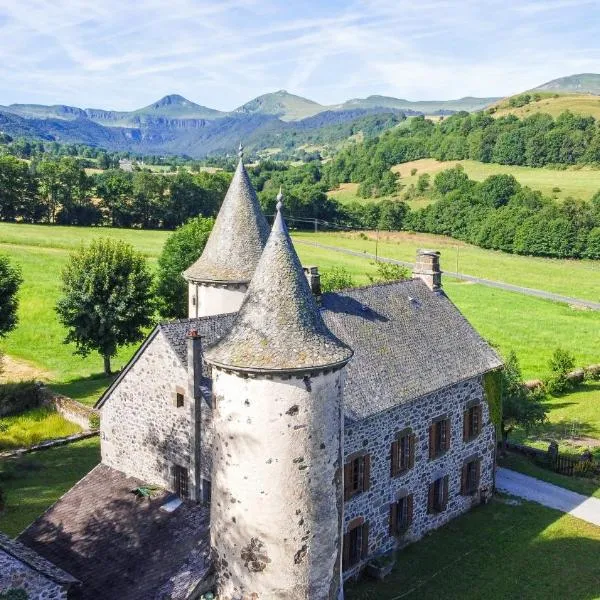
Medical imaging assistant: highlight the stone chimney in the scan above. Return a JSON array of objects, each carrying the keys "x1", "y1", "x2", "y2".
[
  {"x1": 413, "y1": 249, "x2": 442, "y2": 291},
  {"x1": 187, "y1": 329, "x2": 203, "y2": 401},
  {"x1": 187, "y1": 328, "x2": 203, "y2": 502},
  {"x1": 303, "y1": 265, "x2": 322, "y2": 299}
]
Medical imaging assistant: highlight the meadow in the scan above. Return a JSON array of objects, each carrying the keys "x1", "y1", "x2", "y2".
[
  {"x1": 0, "y1": 223, "x2": 598, "y2": 408},
  {"x1": 492, "y1": 93, "x2": 600, "y2": 120}
]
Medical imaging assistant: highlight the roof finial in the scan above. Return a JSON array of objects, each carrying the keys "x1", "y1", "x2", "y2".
[
  {"x1": 276, "y1": 186, "x2": 283, "y2": 212},
  {"x1": 238, "y1": 142, "x2": 244, "y2": 160}
]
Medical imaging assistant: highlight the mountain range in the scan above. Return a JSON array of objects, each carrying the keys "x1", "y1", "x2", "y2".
[{"x1": 1, "y1": 74, "x2": 598, "y2": 158}]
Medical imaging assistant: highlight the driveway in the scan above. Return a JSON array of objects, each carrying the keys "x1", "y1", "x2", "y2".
[{"x1": 496, "y1": 467, "x2": 600, "y2": 527}]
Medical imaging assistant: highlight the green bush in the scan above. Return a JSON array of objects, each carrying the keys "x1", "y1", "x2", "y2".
[
  {"x1": 0, "y1": 380, "x2": 43, "y2": 418},
  {"x1": 546, "y1": 348, "x2": 577, "y2": 395},
  {"x1": 321, "y1": 266, "x2": 356, "y2": 292},
  {"x1": 88, "y1": 412, "x2": 100, "y2": 430}
]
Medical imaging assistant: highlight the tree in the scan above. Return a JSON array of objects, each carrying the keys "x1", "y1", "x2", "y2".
[
  {"x1": 56, "y1": 239, "x2": 155, "y2": 375},
  {"x1": 155, "y1": 217, "x2": 214, "y2": 318},
  {"x1": 0, "y1": 255, "x2": 22, "y2": 337},
  {"x1": 367, "y1": 261, "x2": 410, "y2": 284},
  {"x1": 500, "y1": 351, "x2": 547, "y2": 442},
  {"x1": 320, "y1": 267, "x2": 355, "y2": 293},
  {"x1": 546, "y1": 347, "x2": 577, "y2": 395}
]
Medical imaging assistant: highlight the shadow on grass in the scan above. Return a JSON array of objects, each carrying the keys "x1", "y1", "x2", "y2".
[
  {"x1": 50, "y1": 372, "x2": 116, "y2": 407},
  {"x1": 0, "y1": 436, "x2": 100, "y2": 537},
  {"x1": 345, "y1": 496, "x2": 600, "y2": 600}
]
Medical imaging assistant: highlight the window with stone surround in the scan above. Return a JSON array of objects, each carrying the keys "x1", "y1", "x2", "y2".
[
  {"x1": 463, "y1": 402, "x2": 483, "y2": 442},
  {"x1": 344, "y1": 453, "x2": 371, "y2": 501},
  {"x1": 343, "y1": 517, "x2": 369, "y2": 570},
  {"x1": 391, "y1": 429, "x2": 415, "y2": 477},
  {"x1": 172, "y1": 386, "x2": 185, "y2": 408},
  {"x1": 461, "y1": 457, "x2": 481, "y2": 495},
  {"x1": 429, "y1": 416, "x2": 451, "y2": 459},
  {"x1": 389, "y1": 492, "x2": 414, "y2": 536},
  {"x1": 427, "y1": 475, "x2": 449, "y2": 514}
]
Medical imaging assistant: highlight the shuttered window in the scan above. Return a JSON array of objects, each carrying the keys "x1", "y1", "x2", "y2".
[
  {"x1": 429, "y1": 417, "x2": 451, "y2": 459},
  {"x1": 463, "y1": 404, "x2": 483, "y2": 442},
  {"x1": 389, "y1": 494, "x2": 414, "y2": 537},
  {"x1": 391, "y1": 431, "x2": 415, "y2": 477},
  {"x1": 427, "y1": 475, "x2": 449, "y2": 514},
  {"x1": 461, "y1": 458, "x2": 481, "y2": 495},
  {"x1": 343, "y1": 519, "x2": 369, "y2": 570},
  {"x1": 344, "y1": 454, "x2": 371, "y2": 501}
]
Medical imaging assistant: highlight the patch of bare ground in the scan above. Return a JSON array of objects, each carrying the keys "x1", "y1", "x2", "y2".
[{"x1": 0, "y1": 355, "x2": 53, "y2": 383}]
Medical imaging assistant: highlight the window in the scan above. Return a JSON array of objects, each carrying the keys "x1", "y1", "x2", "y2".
[
  {"x1": 428, "y1": 475, "x2": 449, "y2": 514},
  {"x1": 429, "y1": 417, "x2": 451, "y2": 459},
  {"x1": 342, "y1": 518, "x2": 369, "y2": 570},
  {"x1": 344, "y1": 454, "x2": 371, "y2": 501},
  {"x1": 202, "y1": 478, "x2": 212, "y2": 505},
  {"x1": 463, "y1": 404, "x2": 483, "y2": 441},
  {"x1": 461, "y1": 458, "x2": 481, "y2": 496},
  {"x1": 172, "y1": 465, "x2": 189, "y2": 499},
  {"x1": 389, "y1": 494, "x2": 414, "y2": 536},
  {"x1": 173, "y1": 386, "x2": 185, "y2": 408},
  {"x1": 391, "y1": 430, "x2": 415, "y2": 477}
]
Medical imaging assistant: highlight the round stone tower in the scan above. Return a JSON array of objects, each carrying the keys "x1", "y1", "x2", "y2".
[
  {"x1": 204, "y1": 193, "x2": 353, "y2": 600},
  {"x1": 183, "y1": 144, "x2": 269, "y2": 318}
]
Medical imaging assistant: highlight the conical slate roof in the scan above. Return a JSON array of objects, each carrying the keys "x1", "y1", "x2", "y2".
[
  {"x1": 183, "y1": 150, "x2": 269, "y2": 284},
  {"x1": 204, "y1": 194, "x2": 353, "y2": 373}
]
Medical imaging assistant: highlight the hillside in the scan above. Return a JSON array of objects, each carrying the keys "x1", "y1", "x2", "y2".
[
  {"x1": 234, "y1": 90, "x2": 324, "y2": 121},
  {"x1": 532, "y1": 73, "x2": 600, "y2": 95},
  {"x1": 492, "y1": 92, "x2": 600, "y2": 119},
  {"x1": 337, "y1": 95, "x2": 499, "y2": 114}
]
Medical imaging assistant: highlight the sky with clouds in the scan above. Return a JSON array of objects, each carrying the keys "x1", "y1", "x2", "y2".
[{"x1": 0, "y1": 0, "x2": 598, "y2": 111}]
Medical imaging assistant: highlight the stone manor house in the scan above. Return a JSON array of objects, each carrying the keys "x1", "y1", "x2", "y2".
[{"x1": 8, "y1": 148, "x2": 502, "y2": 599}]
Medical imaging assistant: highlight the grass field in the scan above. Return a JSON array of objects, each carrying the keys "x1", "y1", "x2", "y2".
[
  {"x1": 327, "y1": 182, "x2": 432, "y2": 210},
  {"x1": 492, "y1": 93, "x2": 600, "y2": 120},
  {"x1": 293, "y1": 231, "x2": 600, "y2": 303},
  {"x1": 0, "y1": 407, "x2": 81, "y2": 450},
  {"x1": 346, "y1": 495, "x2": 600, "y2": 600},
  {"x1": 393, "y1": 158, "x2": 600, "y2": 202},
  {"x1": 0, "y1": 436, "x2": 100, "y2": 537}
]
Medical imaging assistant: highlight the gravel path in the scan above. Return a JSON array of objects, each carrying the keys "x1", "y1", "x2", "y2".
[
  {"x1": 496, "y1": 467, "x2": 600, "y2": 527},
  {"x1": 295, "y1": 240, "x2": 600, "y2": 310}
]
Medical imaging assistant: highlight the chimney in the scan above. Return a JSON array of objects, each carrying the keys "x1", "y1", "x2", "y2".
[
  {"x1": 413, "y1": 249, "x2": 442, "y2": 291},
  {"x1": 303, "y1": 265, "x2": 322, "y2": 299},
  {"x1": 187, "y1": 329, "x2": 203, "y2": 400}
]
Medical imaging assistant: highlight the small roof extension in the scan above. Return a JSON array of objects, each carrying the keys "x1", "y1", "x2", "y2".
[
  {"x1": 183, "y1": 143, "x2": 269, "y2": 284},
  {"x1": 204, "y1": 191, "x2": 353, "y2": 373}
]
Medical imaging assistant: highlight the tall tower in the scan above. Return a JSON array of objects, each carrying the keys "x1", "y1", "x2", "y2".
[
  {"x1": 183, "y1": 144, "x2": 269, "y2": 318},
  {"x1": 204, "y1": 192, "x2": 353, "y2": 600}
]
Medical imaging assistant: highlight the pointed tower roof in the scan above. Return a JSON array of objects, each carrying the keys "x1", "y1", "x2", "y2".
[
  {"x1": 183, "y1": 144, "x2": 269, "y2": 284},
  {"x1": 204, "y1": 191, "x2": 353, "y2": 373}
]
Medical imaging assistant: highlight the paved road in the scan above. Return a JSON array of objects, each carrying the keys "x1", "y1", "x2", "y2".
[
  {"x1": 496, "y1": 467, "x2": 600, "y2": 526},
  {"x1": 295, "y1": 240, "x2": 600, "y2": 310}
]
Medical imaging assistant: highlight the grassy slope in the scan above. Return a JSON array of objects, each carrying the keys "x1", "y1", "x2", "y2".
[
  {"x1": 293, "y1": 231, "x2": 600, "y2": 302},
  {"x1": 0, "y1": 407, "x2": 81, "y2": 450},
  {"x1": 0, "y1": 436, "x2": 100, "y2": 537},
  {"x1": 393, "y1": 158, "x2": 600, "y2": 202},
  {"x1": 346, "y1": 496, "x2": 600, "y2": 600},
  {"x1": 492, "y1": 93, "x2": 600, "y2": 120}
]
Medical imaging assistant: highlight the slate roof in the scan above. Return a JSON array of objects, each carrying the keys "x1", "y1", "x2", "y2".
[
  {"x1": 320, "y1": 280, "x2": 502, "y2": 421},
  {"x1": 0, "y1": 531, "x2": 78, "y2": 586},
  {"x1": 204, "y1": 202, "x2": 353, "y2": 373},
  {"x1": 18, "y1": 464, "x2": 211, "y2": 600},
  {"x1": 150, "y1": 279, "x2": 501, "y2": 421},
  {"x1": 183, "y1": 157, "x2": 269, "y2": 284}
]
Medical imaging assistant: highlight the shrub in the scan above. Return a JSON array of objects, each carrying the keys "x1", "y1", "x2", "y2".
[
  {"x1": 321, "y1": 267, "x2": 356, "y2": 292},
  {"x1": 89, "y1": 412, "x2": 100, "y2": 430},
  {"x1": 552, "y1": 187, "x2": 561, "y2": 193},
  {"x1": 546, "y1": 348, "x2": 577, "y2": 395},
  {"x1": 410, "y1": 168, "x2": 418, "y2": 176},
  {"x1": 0, "y1": 381, "x2": 43, "y2": 418},
  {"x1": 367, "y1": 261, "x2": 411, "y2": 284}
]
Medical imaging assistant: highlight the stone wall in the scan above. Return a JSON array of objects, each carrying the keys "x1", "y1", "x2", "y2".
[
  {"x1": 210, "y1": 368, "x2": 345, "y2": 600},
  {"x1": 0, "y1": 550, "x2": 68, "y2": 600},
  {"x1": 343, "y1": 375, "x2": 495, "y2": 579},
  {"x1": 100, "y1": 331, "x2": 193, "y2": 492},
  {"x1": 46, "y1": 392, "x2": 98, "y2": 430}
]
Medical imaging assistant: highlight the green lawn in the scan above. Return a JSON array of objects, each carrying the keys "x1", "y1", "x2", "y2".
[
  {"x1": 293, "y1": 231, "x2": 600, "y2": 303},
  {"x1": 346, "y1": 496, "x2": 600, "y2": 600},
  {"x1": 394, "y1": 158, "x2": 600, "y2": 203},
  {"x1": 0, "y1": 407, "x2": 81, "y2": 450},
  {"x1": 0, "y1": 436, "x2": 100, "y2": 537},
  {"x1": 498, "y1": 452, "x2": 600, "y2": 500}
]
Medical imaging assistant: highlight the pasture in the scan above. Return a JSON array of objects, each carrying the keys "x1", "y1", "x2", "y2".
[
  {"x1": 492, "y1": 93, "x2": 600, "y2": 120},
  {"x1": 0, "y1": 223, "x2": 598, "y2": 404}
]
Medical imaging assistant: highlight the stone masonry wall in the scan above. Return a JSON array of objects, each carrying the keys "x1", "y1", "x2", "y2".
[
  {"x1": 100, "y1": 331, "x2": 192, "y2": 492},
  {"x1": 0, "y1": 551, "x2": 67, "y2": 600},
  {"x1": 343, "y1": 375, "x2": 495, "y2": 579}
]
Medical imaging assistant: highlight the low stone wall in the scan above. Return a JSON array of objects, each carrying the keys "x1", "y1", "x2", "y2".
[
  {"x1": 46, "y1": 391, "x2": 99, "y2": 430},
  {"x1": 0, "y1": 431, "x2": 99, "y2": 459}
]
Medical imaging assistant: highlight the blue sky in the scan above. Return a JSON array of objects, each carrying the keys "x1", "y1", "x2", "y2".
[{"x1": 0, "y1": 0, "x2": 598, "y2": 110}]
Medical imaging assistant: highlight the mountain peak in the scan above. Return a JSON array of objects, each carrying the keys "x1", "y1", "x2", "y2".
[
  {"x1": 533, "y1": 73, "x2": 600, "y2": 95},
  {"x1": 152, "y1": 94, "x2": 193, "y2": 107}
]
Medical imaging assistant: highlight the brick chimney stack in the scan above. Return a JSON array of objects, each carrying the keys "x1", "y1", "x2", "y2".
[{"x1": 413, "y1": 249, "x2": 442, "y2": 291}]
